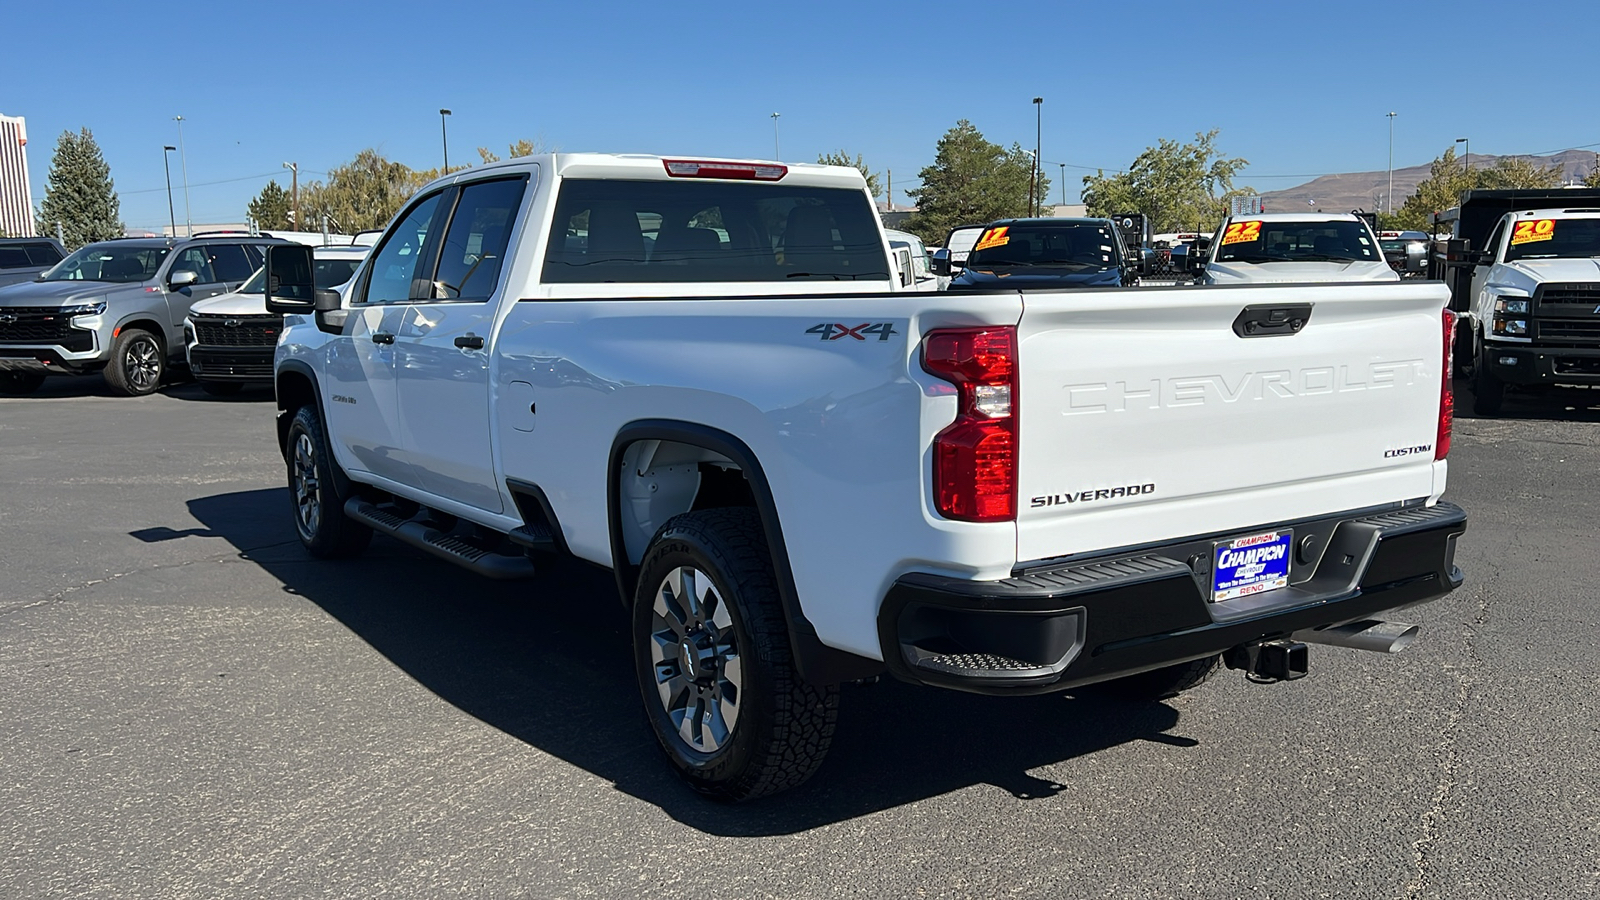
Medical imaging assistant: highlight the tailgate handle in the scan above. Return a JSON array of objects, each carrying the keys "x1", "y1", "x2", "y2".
[{"x1": 1233, "y1": 303, "x2": 1312, "y2": 338}]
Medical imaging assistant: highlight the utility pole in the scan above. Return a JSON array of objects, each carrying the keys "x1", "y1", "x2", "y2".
[
  {"x1": 173, "y1": 116, "x2": 191, "y2": 236},
  {"x1": 770, "y1": 112, "x2": 781, "y2": 159},
  {"x1": 1033, "y1": 97, "x2": 1043, "y2": 217},
  {"x1": 886, "y1": 170, "x2": 892, "y2": 212},
  {"x1": 282, "y1": 162, "x2": 298, "y2": 229},
  {"x1": 162, "y1": 146, "x2": 178, "y2": 239},
  {"x1": 1386, "y1": 112, "x2": 1397, "y2": 215},
  {"x1": 440, "y1": 109, "x2": 452, "y2": 171}
]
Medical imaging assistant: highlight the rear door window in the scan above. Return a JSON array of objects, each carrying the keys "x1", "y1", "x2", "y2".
[
  {"x1": 430, "y1": 177, "x2": 527, "y2": 301},
  {"x1": 0, "y1": 246, "x2": 27, "y2": 268},
  {"x1": 26, "y1": 243, "x2": 64, "y2": 266},
  {"x1": 543, "y1": 179, "x2": 889, "y2": 284}
]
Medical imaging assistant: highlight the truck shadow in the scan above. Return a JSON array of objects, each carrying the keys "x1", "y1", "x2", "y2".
[
  {"x1": 1452, "y1": 375, "x2": 1600, "y2": 423},
  {"x1": 185, "y1": 488, "x2": 1195, "y2": 836}
]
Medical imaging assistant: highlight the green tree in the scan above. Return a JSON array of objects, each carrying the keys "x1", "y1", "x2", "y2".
[
  {"x1": 1393, "y1": 146, "x2": 1566, "y2": 231},
  {"x1": 1584, "y1": 154, "x2": 1600, "y2": 188},
  {"x1": 477, "y1": 137, "x2": 554, "y2": 164},
  {"x1": 298, "y1": 149, "x2": 423, "y2": 232},
  {"x1": 1080, "y1": 130, "x2": 1249, "y2": 234},
  {"x1": 817, "y1": 150, "x2": 882, "y2": 200},
  {"x1": 903, "y1": 120, "x2": 1047, "y2": 244},
  {"x1": 247, "y1": 179, "x2": 293, "y2": 230},
  {"x1": 35, "y1": 128, "x2": 122, "y2": 249}
]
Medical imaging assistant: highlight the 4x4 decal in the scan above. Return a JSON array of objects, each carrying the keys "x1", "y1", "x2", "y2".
[{"x1": 805, "y1": 322, "x2": 899, "y2": 342}]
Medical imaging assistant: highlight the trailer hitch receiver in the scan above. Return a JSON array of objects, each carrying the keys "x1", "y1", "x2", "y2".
[{"x1": 1224, "y1": 640, "x2": 1309, "y2": 683}]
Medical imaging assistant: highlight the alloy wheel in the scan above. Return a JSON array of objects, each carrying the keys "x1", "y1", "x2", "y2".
[
  {"x1": 124, "y1": 337, "x2": 161, "y2": 392},
  {"x1": 648, "y1": 565, "x2": 743, "y2": 752},
  {"x1": 292, "y1": 432, "x2": 321, "y2": 539}
]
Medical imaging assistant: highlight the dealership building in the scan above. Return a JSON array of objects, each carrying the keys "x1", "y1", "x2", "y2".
[{"x1": 0, "y1": 114, "x2": 34, "y2": 238}]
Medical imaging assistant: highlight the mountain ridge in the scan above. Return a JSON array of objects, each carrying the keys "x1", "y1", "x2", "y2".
[{"x1": 1256, "y1": 149, "x2": 1600, "y2": 215}]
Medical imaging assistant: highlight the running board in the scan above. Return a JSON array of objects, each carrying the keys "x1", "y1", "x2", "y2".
[{"x1": 344, "y1": 499, "x2": 536, "y2": 580}]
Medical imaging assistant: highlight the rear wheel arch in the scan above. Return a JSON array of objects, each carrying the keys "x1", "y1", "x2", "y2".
[{"x1": 607, "y1": 420, "x2": 884, "y2": 685}]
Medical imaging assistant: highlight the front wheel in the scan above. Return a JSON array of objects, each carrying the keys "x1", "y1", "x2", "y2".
[
  {"x1": 0, "y1": 371, "x2": 46, "y2": 395},
  {"x1": 284, "y1": 404, "x2": 371, "y2": 558},
  {"x1": 633, "y1": 508, "x2": 838, "y2": 801},
  {"x1": 104, "y1": 328, "x2": 165, "y2": 396}
]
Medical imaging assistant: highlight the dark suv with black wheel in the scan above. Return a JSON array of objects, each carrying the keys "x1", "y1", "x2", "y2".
[{"x1": 0, "y1": 234, "x2": 287, "y2": 395}]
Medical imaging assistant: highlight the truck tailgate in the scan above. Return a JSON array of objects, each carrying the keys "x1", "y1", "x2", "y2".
[{"x1": 1015, "y1": 281, "x2": 1450, "y2": 564}]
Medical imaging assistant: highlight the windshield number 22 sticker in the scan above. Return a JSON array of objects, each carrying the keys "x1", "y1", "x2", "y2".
[
  {"x1": 1511, "y1": 219, "x2": 1556, "y2": 246},
  {"x1": 1222, "y1": 221, "x2": 1263, "y2": 245}
]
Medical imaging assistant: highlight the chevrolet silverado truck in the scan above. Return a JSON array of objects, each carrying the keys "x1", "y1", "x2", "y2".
[
  {"x1": 264, "y1": 153, "x2": 1468, "y2": 800},
  {"x1": 0, "y1": 234, "x2": 286, "y2": 395},
  {"x1": 1429, "y1": 188, "x2": 1600, "y2": 415}
]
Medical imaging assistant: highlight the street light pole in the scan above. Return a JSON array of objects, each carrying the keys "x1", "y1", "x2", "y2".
[
  {"x1": 1032, "y1": 97, "x2": 1043, "y2": 216},
  {"x1": 1456, "y1": 137, "x2": 1470, "y2": 182},
  {"x1": 161, "y1": 146, "x2": 177, "y2": 239},
  {"x1": 770, "y1": 112, "x2": 781, "y2": 159},
  {"x1": 1059, "y1": 162, "x2": 1066, "y2": 206},
  {"x1": 440, "y1": 109, "x2": 452, "y2": 171},
  {"x1": 1386, "y1": 112, "x2": 1397, "y2": 215},
  {"x1": 282, "y1": 162, "x2": 298, "y2": 230},
  {"x1": 173, "y1": 116, "x2": 191, "y2": 236}
]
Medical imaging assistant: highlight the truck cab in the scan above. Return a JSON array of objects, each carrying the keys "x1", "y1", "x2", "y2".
[
  {"x1": 1191, "y1": 213, "x2": 1397, "y2": 285},
  {"x1": 1460, "y1": 206, "x2": 1600, "y2": 413}
]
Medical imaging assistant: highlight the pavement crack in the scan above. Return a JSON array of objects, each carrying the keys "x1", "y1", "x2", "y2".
[
  {"x1": 1402, "y1": 554, "x2": 1496, "y2": 899},
  {"x1": 0, "y1": 540, "x2": 301, "y2": 620}
]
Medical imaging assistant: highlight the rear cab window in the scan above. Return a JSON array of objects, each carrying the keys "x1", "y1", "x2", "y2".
[{"x1": 542, "y1": 179, "x2": 889, "y2": 284}]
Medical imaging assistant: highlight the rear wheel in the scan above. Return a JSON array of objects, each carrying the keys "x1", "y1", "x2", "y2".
[
  {"x1": 0, "y1": 371, "x2": 46, "y2": 395},
  {"x1": 633, "y1": 508, "x2": 838, "y2": 801},
  {"x1": 104, "y1": 328, "x2": 165, "y2": 396},
  {"x1": 1472, "y1": 338, "x2": 1505, "y2": 416},
  {"x1": 1097, "y1": 655, "x2": 1220, "y2": 702},
  {"x1": 200, "y1": 381, "x2": 244, "y2": 397},
  {"x1": 285, "y1": 404, "x2": 371, "y2": 558}
]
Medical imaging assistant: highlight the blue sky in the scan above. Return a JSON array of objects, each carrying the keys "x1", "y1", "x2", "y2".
[{"x1": 7, "y1": 0, "x2": 1599, "y2": 232}]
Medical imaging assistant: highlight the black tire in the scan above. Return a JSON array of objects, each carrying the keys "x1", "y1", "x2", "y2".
[
  {"x1": 284, "y1": 404, "x2": 371, "y2": 559},
  {"x1": 0, "y1": 371, "x2": 46, "y2": 395},
  {"x1": 1097, "y1": 655, "x2": 1220, "y2": 702},
  {"x1": 632, "y1": 508, "x2": 838, "y2": 801},
  {"x1": 200, "y1": 381, "x2": 244, "y2": 397},
  {"x1": 1472, "y1": 338, "x2": 1505, "y2": 416},
  {"x1": 103, "y1": 328, "x2": 165, "y2": 396}
]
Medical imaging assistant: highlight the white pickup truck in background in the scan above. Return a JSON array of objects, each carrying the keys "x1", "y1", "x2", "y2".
[
  {"x1": 263, "y1": 153, "x2": 1468, "y2": 800},
  {"x1": 1188, "y1": 212, "x2": 1399, "y2": 285}
]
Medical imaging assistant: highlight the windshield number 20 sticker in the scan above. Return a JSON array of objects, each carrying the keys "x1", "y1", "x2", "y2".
[
  {"x1": 1511, "y1": 219, "x2": 1556, "y2": 246},
  {"x1": 1222, "y1": 221, "x2": 1263, "y2": 245},
  {"x1": 806, "y1": 323, "x2": 899, "y2": 341},
  {"x1": 973, "y1": 227, "x2": 1010, "y2": 251}
]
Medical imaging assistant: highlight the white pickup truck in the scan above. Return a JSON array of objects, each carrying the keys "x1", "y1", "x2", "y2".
[{"x1": 263, "y1": 154, "x2": 1468, "y2": 800}]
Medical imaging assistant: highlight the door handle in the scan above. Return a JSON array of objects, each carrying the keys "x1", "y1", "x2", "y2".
[
  {"x1": 371, "y1": 331, "x2": 395, "y2": 344},
  {"x1": 454, "y1": 333, "x2": 485, "y2": 350}
]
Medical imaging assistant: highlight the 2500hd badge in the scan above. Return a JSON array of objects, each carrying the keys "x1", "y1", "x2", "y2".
[{"x1": 1031, "y1": 483, "x2": 1156, "y2": 507}]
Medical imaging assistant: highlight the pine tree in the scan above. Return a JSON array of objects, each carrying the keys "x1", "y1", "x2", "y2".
[
  {"x1": 817, "y1": 150, "x2": 882, "y2": 200},
  {"x1": 247, "y1": 180, "x2": 294, "y2": 230},
  {"x1": 35, "y1": 128, "x2": 122, "y2": 249},
  {"x1": 903, "y1": 121, "x2": 1045, "y2": 244}
]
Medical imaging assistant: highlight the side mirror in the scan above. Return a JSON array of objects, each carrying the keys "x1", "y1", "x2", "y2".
[
  {"x1": 1405, "y1": 243, "x2": 1428, "y2": 274},
  {"x1": 931, "y1": 248, "x2": 951, "y2": 277},
  {"x1": 169, "y1": 269, "x2": 199, "y2": 288},
  {"x1": 263, "y1": 244, "x2": 317, "y2": 314},
  {"x1": 1475, "y1": 249, "x2": 1497, "y2": 267}
]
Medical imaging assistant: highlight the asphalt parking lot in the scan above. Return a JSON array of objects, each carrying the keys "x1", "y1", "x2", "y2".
[{"x1": 2, "y1": 376, "x2": 1597, "y2": 899}]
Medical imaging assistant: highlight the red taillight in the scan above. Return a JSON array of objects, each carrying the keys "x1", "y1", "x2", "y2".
[
  {"x1": 663, "y1": 159, "x2": 786, "y2": 181},
  {"x1": 922, "y1": 327, "x2": 1018, "y2": 522},
  {"x1": 1437, "y1": 309, "x2": 1455, "y2": 460}
]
